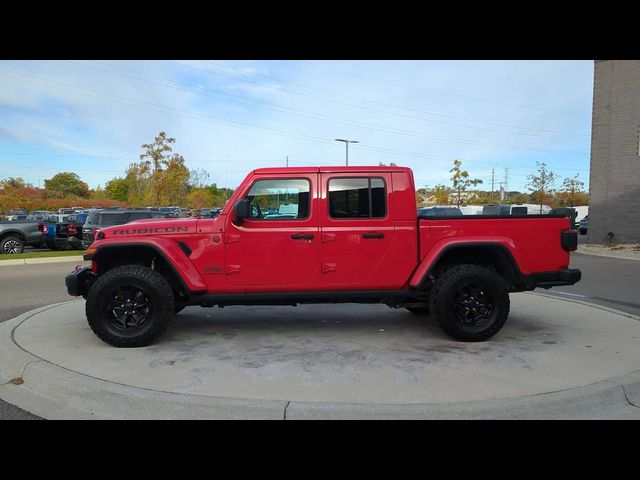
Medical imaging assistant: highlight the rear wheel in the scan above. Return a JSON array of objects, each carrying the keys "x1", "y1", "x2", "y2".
[
  {"x1": 86, "y1": 265, "x2": 175, "y2": 347},
  {"x1": 429, "y1": 264, "x2": 510, "y2": 342},
  {"x1": 1, "y1": 235, "x2": 24, "y2": 254}
]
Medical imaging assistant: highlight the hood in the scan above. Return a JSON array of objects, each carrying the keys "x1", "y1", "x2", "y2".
[{"x1": 97, "y1": 217, "x2": 207, "y2": 239}]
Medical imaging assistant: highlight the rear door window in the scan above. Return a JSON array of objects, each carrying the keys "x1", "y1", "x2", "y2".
[{"x1": 328, "y1": 177, "x2": 386, "y2": 219}]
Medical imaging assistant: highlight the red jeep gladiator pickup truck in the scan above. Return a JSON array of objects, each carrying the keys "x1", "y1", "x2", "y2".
[{"x1": 66, "y1": 166, "x2": 580, "y2": 347}]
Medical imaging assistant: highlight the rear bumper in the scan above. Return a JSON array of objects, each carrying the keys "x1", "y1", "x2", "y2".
[
  {"x1": 65, "y1": 266, "x2": 97, "y2": 297},
  {"x1": 521, "y1": 268, "x2": 582, "y2": 289}
]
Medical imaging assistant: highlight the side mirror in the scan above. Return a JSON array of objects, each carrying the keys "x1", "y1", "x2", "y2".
[{"x1": 234, "y1": 199, "x2": 251, "y2": 222}]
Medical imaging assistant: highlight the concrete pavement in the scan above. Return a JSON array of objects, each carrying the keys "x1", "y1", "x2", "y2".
[{"x1": 1, "y1": 294, "x2": 639, "y2": 419}]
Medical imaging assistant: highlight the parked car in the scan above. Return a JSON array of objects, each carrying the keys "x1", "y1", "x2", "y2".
[
  {"x1": 482, "y1": 204, "x2": 511, "y2": 216},
  {"x1": 27, "y1": 210, "x2": 52, "y2": 221},
  {"x1": 81, "y1": 209, "x2": 172, "y2": 249},
  {"x1": 418, "y1": 206, "x2": 463, "y2": 217},
  {"x1": 0, "y1": 219, "x2": 45, "y2": 254},
  {"x1": 509, "y1": 203, "x2": 552, "y2": 215},
  {"x1": 41, "y1": 213, "x2": 76, "y2": 249},
  {"x1": 67, "y1": 165, "x2": 581, "y2": 347},
  {"x1": 579, "y1": 215, "x2": 588, "y2": 235},
  {"x1": 53, "y1": 212, "x2": 89, "y2": 250}
]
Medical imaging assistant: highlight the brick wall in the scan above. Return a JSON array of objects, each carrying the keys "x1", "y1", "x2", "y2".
[{"x1": 588, "y1": 60, "x2": 640, "y2": 244}]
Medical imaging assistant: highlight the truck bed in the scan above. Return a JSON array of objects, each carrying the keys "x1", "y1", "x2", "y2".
[{"x1": 418, "y1": 215, "x2": 572, "y2": 275}]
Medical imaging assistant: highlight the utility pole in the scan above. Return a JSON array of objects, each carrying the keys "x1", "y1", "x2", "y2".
[
  {"x1": 286, "y1": 155, "x2": 289, "y2": 167},
  {"x1": 490, "y1": 169, "x2": 495, "y2": 203},
  {"x1": 503, "y1": 167, "x2": 509, "y2": 202},
  {"x1": 335, "y1": 138, "x2": 359, "y2": 166}
]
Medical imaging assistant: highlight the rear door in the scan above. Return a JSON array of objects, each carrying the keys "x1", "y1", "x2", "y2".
[{"x1": 319, "y1": 173, "x2": 397, "y2": 288}]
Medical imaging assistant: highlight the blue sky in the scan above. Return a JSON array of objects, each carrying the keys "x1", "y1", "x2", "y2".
[{"x1": 0, "y1": 60, "x2": 593, "y2": 192}]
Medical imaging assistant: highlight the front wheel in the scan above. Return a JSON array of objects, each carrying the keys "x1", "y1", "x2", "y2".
[
  {"x1": 429, "y1": 264, "x2": 510, "y2": 342},
  {"x1": 85, "y1": 265, "x2": 175, "y2": 347}
]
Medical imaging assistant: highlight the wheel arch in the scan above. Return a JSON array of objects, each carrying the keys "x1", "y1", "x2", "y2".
[
  {"x1": 91, "y1": 242, "x2": 207, "y2": 297},
  {"x1": 0, "y1": 229, "x2": 26, "y2": 242},
  {"x1": 414, "y1": 242, "x2": 524, "y2": 288}
]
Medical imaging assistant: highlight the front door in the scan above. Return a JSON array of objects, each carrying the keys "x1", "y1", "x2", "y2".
[{"x1": 225, "y1": 174, "x2": 320, "y2": 290}]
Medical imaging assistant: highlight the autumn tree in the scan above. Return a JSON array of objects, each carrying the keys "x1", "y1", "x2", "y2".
[
  {"x1": 450, "y1": 160, "x2": 483, "y2": 207},
  {"x1": 137, "y1": 132, "x2": 190, "y2": 207},
  {"x1": 0, "y1": 177, "x2": 26, "y2": 189},
  {"x1": 105, "y1": 177, "x2": 130, "y2": 202},
  {"x1": 431, "y1": 184, "x2": 451, "y2": 205},
  {"x1": 557, "y1": 174, "x2": 588, "y2": 207},
  {"x1": 44, "y1": 172, "x2": 89, "y2": 198},
  {"x1": 526, "y1": 162, "x2": 557, "y2": 213},
  {"x1": 187, "y1": 188, "x2": 212, "y2": 209}
]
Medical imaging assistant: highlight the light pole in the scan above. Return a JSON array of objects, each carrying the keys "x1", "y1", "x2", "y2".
[{"x1": 335, "y1": 138, "x2": 359, "y2": 166}]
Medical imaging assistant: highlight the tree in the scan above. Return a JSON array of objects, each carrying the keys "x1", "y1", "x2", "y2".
[
  {"x1": 0, "y1": 177, "x2": 26, "y2": 189},
  {"x1": 105, "y1": 177, "x2": 130, "y2": 202},
  {"x1": 44, "y1": 172, "x2": 89, "y2": 198},
  {"x1": 526, "y1": 162, "x2": 557, "y2": 213},
  {"x1": 450, "y1": 160, "x2": 483, "y2": 207},
  {"x1": 432, "y1": 184, "x2": 451, "y2": 205},
  {"x1": 557, "y1": 174, "x2": 588, "y2": 207},
  {"x1": 189, "y1": 169, "x2": 210, "y2": 189},
  {"x1": 138, "y1": 132, "x2": 190, "y2": 207},
  {"x1": 187, "y1": 188, "x2": 212, "y2": 209}
]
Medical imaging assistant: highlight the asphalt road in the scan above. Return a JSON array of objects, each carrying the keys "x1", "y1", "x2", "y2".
[
  {"x1": 0, "y1": 252, "x2": 638, "y2": 419},
  {"x1": 0, "y1": 261, "x2": 87, "y2": 420},
  {"x1": 548, "y1": 253, "x2": 640, "y2": 316}
]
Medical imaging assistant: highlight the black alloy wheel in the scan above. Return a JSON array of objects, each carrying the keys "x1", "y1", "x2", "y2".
[{"x1": 105, "y1": 286, "x2": 153, "y2": 331}]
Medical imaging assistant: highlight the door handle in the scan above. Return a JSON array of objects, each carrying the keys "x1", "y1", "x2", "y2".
[
  {"x1": 362, "y1": 232, "x2": 384, "y2": 239},
  {"x1": 291, "y1": 233, "x2": 314, "y2": 240}
]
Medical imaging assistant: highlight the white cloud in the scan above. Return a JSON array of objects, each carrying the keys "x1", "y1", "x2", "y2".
[{"x1": 0, "y1": 60, "x2": 593, "y2": 191}]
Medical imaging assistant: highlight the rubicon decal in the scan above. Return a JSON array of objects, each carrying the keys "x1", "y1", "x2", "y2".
[{"x1": 112, "y1": 226, "x2": 190, "y2": 235}]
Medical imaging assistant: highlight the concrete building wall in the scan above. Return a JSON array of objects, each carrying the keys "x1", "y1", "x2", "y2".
[{"x1": 588, "y1": 60, "x2": 640, "y2": 244}]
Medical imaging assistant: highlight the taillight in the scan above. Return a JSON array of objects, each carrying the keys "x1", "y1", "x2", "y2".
[
  {"x1": 68, "y1": 224, "x2": 77, "y2": 236},
  {"x1": 561, "y1": 230, "x2": 578, "y2": 251},
  {"x1": 42, "y1": 224, "x2": 48, "y2": 234}
]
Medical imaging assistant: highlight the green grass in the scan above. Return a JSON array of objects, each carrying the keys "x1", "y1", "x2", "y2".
[{"x1": 0, "y1": 249, "x2": 85, "y2": 260}]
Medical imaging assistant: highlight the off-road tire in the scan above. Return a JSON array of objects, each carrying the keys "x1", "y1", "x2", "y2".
[
  {"x1": 1, "y1": 234, "x2": 24, "y2": 254},
  {"x1": 86, "y1": 265, "x2": 175, "y2": 347},
  {"x1": 429, "y1": 264, "x2": 510, "y2": 342}
]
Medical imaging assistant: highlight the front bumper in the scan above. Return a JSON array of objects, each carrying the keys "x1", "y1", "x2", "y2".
[{"x1": 65, "y1": 266, "x2": 97, "y2": 297}]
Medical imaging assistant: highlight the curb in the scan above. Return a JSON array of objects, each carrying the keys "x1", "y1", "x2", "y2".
[
  {"x1": 577, "y1": 246, "x2": 640, "y2": 261},
  {"x1": 0, "y1": 256, "x2": 85, "y2": 267},
  {"x1": 1, "y1": 299, "x2": 640, "y2": 419}
]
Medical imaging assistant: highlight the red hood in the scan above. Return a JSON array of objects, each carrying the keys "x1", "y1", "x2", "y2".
[{"x1": 98, "y1": 217, "x2": 204, "y2": 239}]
